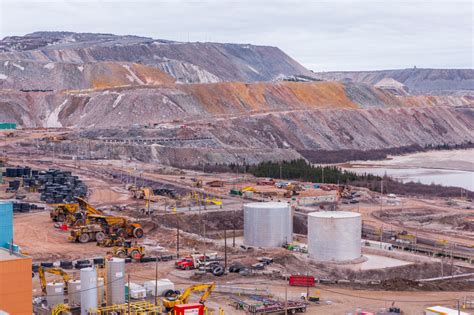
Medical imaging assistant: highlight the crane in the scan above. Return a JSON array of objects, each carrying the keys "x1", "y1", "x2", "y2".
[
  {"x1": 37, "y1": 267, "x2": 71, "y2": 294},
  {"x1": 162, "y1": 283, "x2": 216, "y2": 310}
]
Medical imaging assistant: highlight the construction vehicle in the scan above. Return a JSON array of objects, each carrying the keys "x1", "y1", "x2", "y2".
[
  {"x1": 110, "y1": 240, "x2": 145, "y2": 260},
  {"x1": 162, "y1": 283, "x2": 216, "y2": 311},
  {"x1": 284, "y1": 183, "x2": 304, "y2": 198},
  {"x1": 97, "y1": 234, "x2": 125, "y2": 247},
  {"x1": 37, "y1": 267, "x2": 70, "y2": 294},
  {"x1": 87, "y1": 214, "x2": 144, "y2": 238},
  {"x1": 176, "y1": 253, "x2": 219, "y2": 270},
  {"x1": 68, "y1": 224, "x2": 106, "y2": 243},
  {"x1": 50, "y1": 203, "x2": 79, "y2": 222}
]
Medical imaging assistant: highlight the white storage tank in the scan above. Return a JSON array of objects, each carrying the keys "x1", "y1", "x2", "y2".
[
  {"x1": 46, "y1": 282, "x2": 64, "y2": 307},
  {"x1": 244, "y1": 202, "x2": 292, "y2": 247},
  {"x1": 80, "y1": 267, "x2": 98, "y2": 315},
  {"x1": 143, "y1": 279, "x2": 175, "y2": 296},
  {"x1": 67, "y1": 279, "x2": 81, "y2": 306},
  {"x1": 106, "y1": 257, "x2": 125, "y2": 305},
  {"x1": 308, "y1": 211, "x2": 361, "y2": 262}
]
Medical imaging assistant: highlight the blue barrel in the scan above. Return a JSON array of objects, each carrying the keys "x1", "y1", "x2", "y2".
[{"x1": 0, "y1": 201, "x2": 13, "y2": 249}]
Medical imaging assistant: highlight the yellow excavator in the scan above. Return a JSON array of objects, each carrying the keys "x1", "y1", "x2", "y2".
[
  {"x1": 38, "y1": 267, "x2": 70, "y2": 294},
  {"x1": 50, "y1": 197, "x2": 103, "y2": 225},
  {"x1": 162, "y1": 283, "x2": 216, "y2": 311},
  {"x1": 50, "y1": 203, "x2": 80, "y2": 222}
]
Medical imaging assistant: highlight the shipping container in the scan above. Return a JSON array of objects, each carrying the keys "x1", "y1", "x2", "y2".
[{"x1": 289, "y1": 275, "x2": 315, "y2": 287}]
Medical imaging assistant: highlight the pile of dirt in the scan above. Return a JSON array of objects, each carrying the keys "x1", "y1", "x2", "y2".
[{"x1": 379, "y1": 278, "x2": 474, "y2": 291}]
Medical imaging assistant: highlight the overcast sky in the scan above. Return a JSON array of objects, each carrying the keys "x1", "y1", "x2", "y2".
[{"x1": 0, "y1": 0, "x2": 472, "y2": 71}]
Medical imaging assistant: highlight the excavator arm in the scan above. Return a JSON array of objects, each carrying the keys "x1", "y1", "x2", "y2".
[
  {"x1": 180, "y1": 283, "x2": 216, "y2": 305},
  {"x1": 38, "y1": 267, "x2": 71, "y2": 294}
]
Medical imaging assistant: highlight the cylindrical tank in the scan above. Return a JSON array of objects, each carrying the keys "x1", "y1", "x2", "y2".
[
  {"x1": 67, "y1": 279, "x2": 81, "y2": 306},
  {"x1": 244, "y1": 202, "x2": 292, "y2": 247},
  {"x1": 46, "y1": 282, "x2": 64, "y2": 308},
  {"x1": 308, "y1": 211, "x2": 361, "y2": 262},
  {"x1": 106, "y1": 257, "x2": 125, "y2": 305},
  {"x1": 80, "y1": 267, "x2": 98, "y2": 315},
  {"x1": 97, "y1": 277, "x2": 105, "y2": 305}
]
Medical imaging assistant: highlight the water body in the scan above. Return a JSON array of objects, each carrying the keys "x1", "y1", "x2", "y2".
[{"x1": 341, "y1": 149, "x2": 474, "y2": 191}]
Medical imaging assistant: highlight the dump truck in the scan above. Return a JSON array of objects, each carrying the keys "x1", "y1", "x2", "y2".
[
  {"x1": 110, "y1": 240, "x2": 145, "y2": 260},
  {"x1": 87, "y1": 214, "x2": 144, "y2": 238},
  {"x1": 68, "y1": 224, "x2": 106, "y2": 243},
  {"x1": 50, "y1": 203, "x2": 79, "y2": 222}
]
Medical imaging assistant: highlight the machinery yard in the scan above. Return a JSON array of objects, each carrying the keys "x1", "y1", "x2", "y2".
[{"x1": 1, "y1": 128, "x2": 473, "y2": 315}]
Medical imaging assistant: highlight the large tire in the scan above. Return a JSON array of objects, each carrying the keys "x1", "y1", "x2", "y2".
[
  {"x1": 212, "y1": 265, "x2": 225, "y2": 276},
  {"x1": 130, "y1": 250, "x2": 142, "y2": 260},
  {"x1": 116, "y1": 228, "x2": 126, "y2": 238},
  {"x1": 116, "y1": 250, "x2": 127, "y2": 258},
  {"x1": 163, "y1": 289, "x2": 175, "y2": 297},
  {"x1": 95, "y1": 231, "x2": 106, "y2": 242},
  {"x1": 133, "y1": 227, "x2": 144, "y2": 239},
  {"x1": 79, "y1": 233, "x2": 90, "y2": 243}
]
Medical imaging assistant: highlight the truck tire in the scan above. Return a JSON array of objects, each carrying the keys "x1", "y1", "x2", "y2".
[
  {"x1": 79, "y1": 233, "x2": 90, "y2": 243},
  {"x1": 116, "y1": 228, "x2": 126, "y2": 238},
  {"x1": 116, "y1": 250, "x2": 127, "y2": 258},
  {"x1": 163, "y1": 289, "x2": 175, "y2": 297},
  {"x1": 212, "y1": 265, "x2": 225, "y2": 276},
  {"x1": 130, "y1": 250, "x2": 142, "y2": 260},
  {"x1": 133, "y1": 227, "x2": 144, "y2": 238},
  {"x1": 57, "y1": 213, "x2": 66, "y2": 222},
  {"x1": 95, "y1": 231, "x2": 106, "y2": 242}
]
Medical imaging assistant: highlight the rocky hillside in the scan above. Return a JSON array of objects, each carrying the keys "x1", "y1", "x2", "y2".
[
  {"x1": 314, "y1": 68, "x2": 474, "y2": 96},
  {"x1": 1, "y1": 32, "x2": 473, "y2": 166},
  {"x1": 0, "y1": 32, "x2": 313, "y2": 84}
]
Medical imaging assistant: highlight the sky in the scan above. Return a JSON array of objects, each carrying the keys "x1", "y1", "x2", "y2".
[{"x1": 0, "y1": 0, "x2": 472, "y2": 71}]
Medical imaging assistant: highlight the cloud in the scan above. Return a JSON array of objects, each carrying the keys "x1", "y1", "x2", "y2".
[{"x1": 0, "y1": 0, "x2": 472, "y2": 70}]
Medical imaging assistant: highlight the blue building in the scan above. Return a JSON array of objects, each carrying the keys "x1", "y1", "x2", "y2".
[{"x1": 0, "y1": 202, "x2": 13, "y2": 249}]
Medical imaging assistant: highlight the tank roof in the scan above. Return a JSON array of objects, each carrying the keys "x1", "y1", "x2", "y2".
[
  {"x1": 308, "y1": 211, "x2": 360, "y2": 218},
  {"x1": 245, "y1": 202, "x2": 290, "y2": 208}
]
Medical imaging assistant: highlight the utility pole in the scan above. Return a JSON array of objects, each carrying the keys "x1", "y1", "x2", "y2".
[
  {"x1": 128, "y1": 274, "x2": 131, "y2": 312},
  {"x1": 176, "y1": 214, "x2": 180, "y2": 259},
  {"x1": 380, "y1": 179, "x2": 384, "y2": 211},
  {"x1": 224, "y1": 229, "x2": 228, "y2": 269},
  {"x1": 233, "y1": 208, "x2": 236, "y2": 247},
  {"x1": 284, "y1": 275, "x2": 288, "y2": 314},
  {"x1": 154, "y1": 257, "x2": 158, "y2": 306}
]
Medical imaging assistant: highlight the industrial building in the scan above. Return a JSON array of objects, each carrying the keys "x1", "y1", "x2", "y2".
[
  {"x1": 308, "y1": 211, "x2": 362, "y2": 262},
  {"x1": 243, "y1": 202, "x2": 292, "y2": 247},
  {"x1": 0, "y1": 247, "x2": 32, "y2": 314}
]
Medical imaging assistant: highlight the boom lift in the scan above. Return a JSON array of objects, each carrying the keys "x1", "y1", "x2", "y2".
[
  {"x1": 38, "y1": 267, "x2": 70, "y2": 294},
  {"x1": 162, "y1": 283, "x2": 216, "y2": 311}
]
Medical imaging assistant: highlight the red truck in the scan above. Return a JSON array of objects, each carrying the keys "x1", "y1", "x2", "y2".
[{"x1": 289, "y1": 275, "x2": 315, "y2": 287}]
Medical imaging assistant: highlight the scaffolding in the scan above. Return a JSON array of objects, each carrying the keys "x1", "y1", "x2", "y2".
[{"x1": 88, "y1": 301, "x2": 160, "y2": 315}]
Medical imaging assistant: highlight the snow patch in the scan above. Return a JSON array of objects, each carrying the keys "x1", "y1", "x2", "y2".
[
  {"x1": 247, "y1": 65, "x2": 260, "y2": 74},
  {"x1": 46, "y1": 99, "x2": 68, "y2": 128},
  {"x1": 44, "y1": 63, "x2": 55, "y2": 70},
  {"x1": 125, "y1": 74, "x2": 135, "y2": 83},
  {"x1": 0, "y1": 74, "x2": 7, "y2": 80},
  {"x1": 77, "y1": 65, "x2": 84, "y2": 72},
  {"x1": 3, "y1": 61, "x2": 8, "y2": 66},
  {"x1": 12, "y1": 63, "x2": 25, "y2": 71},
  {"x1": 112, "y1": 94, "x2": 124, "y2": 108},
  {"x1": 122, "y1": 64, "x2": 144, "y2": 84}
]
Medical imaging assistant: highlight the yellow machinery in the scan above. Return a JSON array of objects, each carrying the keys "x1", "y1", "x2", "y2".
[
  {"x1": 50, "y1": 203, "x2": 80, "y2": 222},
  {"x1": 110, "y1": 240, "x2": 145, "y2": 259},
  {"x1": 162, "y1": 283, "x2": 216, "y2": 311},
  {"x1": 97, "y1": 234, "x2": 125, "y2": 247},
  {"x1": 87, "y1": 214, "x2": 144, "y2": 238},
  {"x1": 51, "y1": 304, "x2": 70, "y2": 315},
  {"x1": 89, "y1": 301, "x2": 160, "y2": 314},
  {"x1": 38, "y1": 267, "x2": 70, "y2": 294},
  {"x1": 68, "y1": 224, "x2": 106, "y2": 243},
  {"x1": 241, "y1": 186, "x2": 258, "y2": 193}
]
